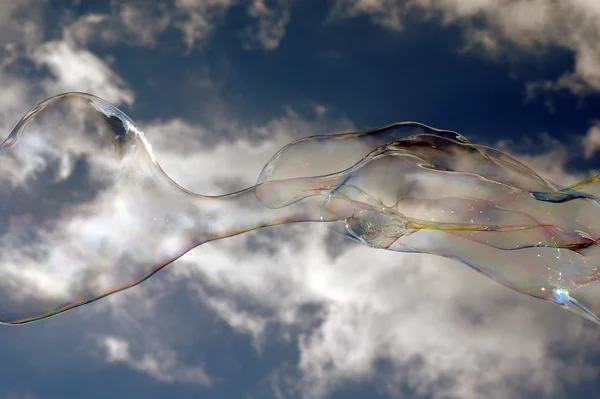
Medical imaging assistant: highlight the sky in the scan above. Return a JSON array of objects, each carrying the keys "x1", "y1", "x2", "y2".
[{"x1": 2, "y1": 0, "x2": 600, "y2": 398}]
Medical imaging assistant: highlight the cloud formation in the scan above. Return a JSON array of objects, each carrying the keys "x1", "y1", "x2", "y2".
[
  {"x1": 240, "y1": 0, "x2": 291, "y2": 51},
  {"x1": 66, "y1": 0, "x2": 291, "y2": 52},
  {"x1": 2, "y1": 2, "x2": 600, "y2": 399},
  {"x1": 32, "y1": 39, "x2": 134, "y2": 105},
  {"x1": 332, "y1": 0, "x2": 600, "y2": 95},
  {"x1": 0, "y1": 1, "x2": 134, "y2": 131},
  {"x1": 137, "y1": 108, "x2": 600, "y2": 399},
  {"x1": 99, "y1": 334, "x2": 212, "y2": 386},
  {"x1": 2, "y1": 89, "x2": 599, "y2": 399}
]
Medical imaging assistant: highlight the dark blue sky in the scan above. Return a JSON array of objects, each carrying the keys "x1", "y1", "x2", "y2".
[{"x1": 1, "y1": 1, "x2": 600, "y2": 399}]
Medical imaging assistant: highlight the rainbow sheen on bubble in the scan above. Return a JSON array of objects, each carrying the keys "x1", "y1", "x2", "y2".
[{"x1": 1, "y1": 92, "x2": 600, "y2": 325}]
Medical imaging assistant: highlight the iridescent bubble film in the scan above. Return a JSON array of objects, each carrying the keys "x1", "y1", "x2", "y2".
[{"x1": 2, "y1": 92, "x2": 600, "y2": 325}]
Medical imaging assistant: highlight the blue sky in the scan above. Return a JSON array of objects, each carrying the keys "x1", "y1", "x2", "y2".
[{"x1": 2, "y1": 1, "x2": 600, "y2": 398}]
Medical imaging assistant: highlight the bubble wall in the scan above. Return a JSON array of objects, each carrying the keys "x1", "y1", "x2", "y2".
[{"x1": 1, "y1": 92, "x2": 599, "y2": 325}]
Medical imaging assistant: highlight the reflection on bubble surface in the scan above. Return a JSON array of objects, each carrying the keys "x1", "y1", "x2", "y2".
[{"x1": 2, "y1": 92, "x2": 600, "y2": 325}]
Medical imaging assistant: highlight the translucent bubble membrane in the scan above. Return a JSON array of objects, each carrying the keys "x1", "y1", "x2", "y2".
[{"x1": 2, "y1": 92, "x2": 600, "y2": 325}]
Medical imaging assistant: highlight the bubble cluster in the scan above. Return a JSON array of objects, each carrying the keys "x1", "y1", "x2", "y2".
[{"x1": 1, "y1": 92, "x2": 599, "y2": 325}]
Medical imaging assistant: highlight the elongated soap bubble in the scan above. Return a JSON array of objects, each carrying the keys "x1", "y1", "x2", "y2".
[{"x1": 2, "y1": 92, "x2": 600, "y2": 326}]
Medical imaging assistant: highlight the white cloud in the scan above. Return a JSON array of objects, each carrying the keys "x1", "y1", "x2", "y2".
[
  {"x1": 0, "y1": 2, "x2": 134, "y2": 134},
  {"x1": 0, "y1": 8, "x2": 135, "y2": 309},
  {"x1": 68, "y1": 0, "x2": 234, "y2": 51},
  {"x1": 241, "y1": 0, "x2": 291, "y2": 51},
  {"x1": 67, "y1": 4, "x2": 172, "y2": 48},
  {"x1": 98, "y1": 335, "x2": 212, "y2": 386},
  {"x1": 0, "y1": 90, "x2": 351, "y2": 385},
  {"x1": 194, "y1": 285, "x2": 268, "y2": 351},
  {"x1": 136, "y1": 112, "x2": 600, "y2": 399},
  {"x1": 0, "y1": 4, "x2": 598, "y2": 396},
  {"x1": 0, "y1": 1, "x2": 47, "y2": 130},
  {"x1": 175, "y1": 0, "x2": 237, "y2": 50},
  {"x1": 175, "y1": 0, "x2": 294, "y2": 51},
  {"x1": 293, "y1": 248, "x2": 598, "y2": 399},
  {"x1": 3, "y1": 88, "x2": 599, "y2": 398},
  {"x1": 31, "y1": 38, "x2": 134, "y2": 106},
  {"x1": 170, "y1": 222, "x2": 599, "y2": 399},
  {"x1": 66, "y1": 0, "x2": 291, "y2": 52},
  {"x1": 0, "y1": 0, "x2": 45, "y2": 48},
  {"x1": 331, "y1": 0, "x2": 600, "y2": 95}
]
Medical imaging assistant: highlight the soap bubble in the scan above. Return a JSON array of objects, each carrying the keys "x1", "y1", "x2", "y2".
[{"x1": 1, "y1": 92, "x2": 599, "y2": 325}]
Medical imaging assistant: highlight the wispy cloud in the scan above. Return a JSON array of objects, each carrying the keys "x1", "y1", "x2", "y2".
[
  {"x1": 331, "y1": 0, "x2": 600, "y2": 96},
  {"x1": 2, "y1": 3, "x2": 600, "y2": 399},
  {"x1": 240, "y1": 0, "x2": 291, "y2": 51},
  {"x1": 66, "y1": 0, "x2": 291, "y2": 52},
  {"x1": 2, "y1": 88, "x2": 599, "y2": 398},
  {"x1": 138, "y1": 110, "x2": 600, "y2": 399},
  {"x1": 98, "y1": 335, "x2": 213, "y2": 386},
  {"x1": 31, "y1": 38, "x2": 134, "y2": 105},
  {"x1": 3, "y1": 86, "x2": 597, "y2": 397},
  {"x1": 67, "y1": 3, "x2": 172, "y2": 48},
  {"x1": 0, "y1": 1, "x2": 134, "y2": 131}
]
